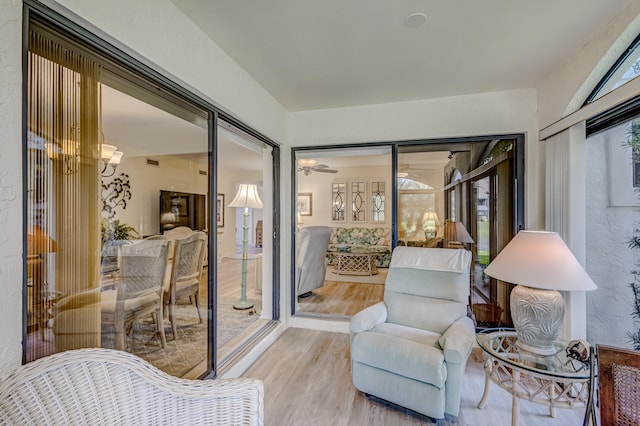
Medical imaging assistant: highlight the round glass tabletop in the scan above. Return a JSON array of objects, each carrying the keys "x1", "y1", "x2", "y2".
[{"x1": 476, "y1": 328, "x2": 591, "y2": 380}]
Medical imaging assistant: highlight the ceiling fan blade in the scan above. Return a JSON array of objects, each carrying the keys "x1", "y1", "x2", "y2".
[
  {"x1": 313, "y1": 164, "x2": 330, "y2": 169},
  {"x1": 313, "y1": 168, "x2": 338, "y2": 173}
]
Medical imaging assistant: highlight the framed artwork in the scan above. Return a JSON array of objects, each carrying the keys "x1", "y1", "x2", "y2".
[
  {"x1": 297, "y1": 193, "x2": 313, "y2": 216},
  {"x1": 216, "y1": 193, "x2": 224, "y2": 227}
]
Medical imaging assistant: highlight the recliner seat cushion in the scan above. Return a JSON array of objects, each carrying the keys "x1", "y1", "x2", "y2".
[
  {"x1": 351, "y1": 330, "x2": 447, "y2": 388},
  {"x1": 372, "y1": 322, "x2": 441, "y2": 348}
]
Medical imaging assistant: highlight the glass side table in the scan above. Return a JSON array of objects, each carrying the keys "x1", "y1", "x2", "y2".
[{"x1": 476, "y1": 328, "x2": 592, "y2": 426}]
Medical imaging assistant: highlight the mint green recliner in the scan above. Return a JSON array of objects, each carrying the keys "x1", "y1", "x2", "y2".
[{"x1": 350, "y1": 246, "x2": 474, "y2": 420}]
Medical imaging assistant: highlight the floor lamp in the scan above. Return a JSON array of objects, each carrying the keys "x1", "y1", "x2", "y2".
[{"x1": 229, "y1": 184, "x2": 263, "y2": 310}]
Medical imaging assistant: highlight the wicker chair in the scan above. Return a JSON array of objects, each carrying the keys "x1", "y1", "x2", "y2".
[
  {"x1": 596, "y1": 344, "x2": 640, "y2": 426},
  {"x1": 101, "y1": 239, "x2": 170, "y2": 350},
  {"x1": 164, "y1": 231, "x2": 207, "y2": 339},
  {"x1": 0, "y1": 348, "x2": 264, "y2": 425}
]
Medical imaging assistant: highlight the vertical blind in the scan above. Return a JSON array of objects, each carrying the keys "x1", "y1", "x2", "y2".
[{"x1": 27, "y1": 26, "x2": 102, "y2": 361}]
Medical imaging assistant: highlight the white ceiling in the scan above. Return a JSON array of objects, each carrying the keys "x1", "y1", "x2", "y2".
[
  {"x1": 170, "y1": 0, "x2": 630, "y2": 111},
  {"x1": 102, "y1": 85, "x2": 264, "y2": 172}
]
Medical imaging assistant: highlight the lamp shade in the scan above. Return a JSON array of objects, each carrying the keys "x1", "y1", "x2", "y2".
[
  {"x1": 108, "y1": 150, "x2": 123, "y2": 165},
  {"x1": 100, "y1": 144, "x2": 117, "y2": 161},
  {"x1": 27, "y1": 225, "x2": 58, "y2": 254},
  {"x1": 444, "y1": 221, "x2": 474, "y2": 243},
  {"x1": 160, "y1": 212, "x2": 177, "y2": 224},
  {"x1": 297, "y1": 158, "x2": 317, "y2": 168},
  {"x1": 484, "y1": 230, "x2": 597, "y2": 291},
  {"x1": 422, "y1": 211, "x2": 440, "y2": 226},
  {"x1": 228, "y1": 184, "x2": 263, "y2": 209}
]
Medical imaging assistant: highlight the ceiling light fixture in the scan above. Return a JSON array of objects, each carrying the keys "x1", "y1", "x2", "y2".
[{"x1": 404, "y1": 12, "x2": 427, "y2": 28}]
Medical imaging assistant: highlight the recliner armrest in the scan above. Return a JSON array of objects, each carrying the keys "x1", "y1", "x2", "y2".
[
  {"x1": 350, "y1": 301, "x2": 388, "y2": 335},
  {"x1": 438, "y1": 316, "x2": 475, "y2": 363}
]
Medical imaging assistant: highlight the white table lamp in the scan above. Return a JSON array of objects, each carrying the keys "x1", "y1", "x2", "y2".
[
  {"x1": 228, "y1": 183, "x2": 263, "y2": 310},
  {"x1": 484, "y1": 230, "x2": 597, "y2": 355},
  {"x1": 422, "y1": 211, "x2": 440, "y2": 239}
]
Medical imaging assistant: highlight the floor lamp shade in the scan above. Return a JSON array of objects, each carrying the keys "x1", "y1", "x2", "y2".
[
  {"x1": 484, "y1": 230, "x2": 596, "y2": 355},
  {"x1": 229, "y1": 184, "x2": 263, "y2": 209},
  {"x1": 228, "y1": 184, "x2": 263, "y2": 310}
]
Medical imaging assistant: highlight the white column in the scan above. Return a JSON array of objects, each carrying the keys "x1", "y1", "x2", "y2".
[{"x1": 544, "y1": 121, "x2": 588, "y2": 340}]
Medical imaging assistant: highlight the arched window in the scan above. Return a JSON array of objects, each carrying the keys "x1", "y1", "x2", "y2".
[{"x1": 586, "y1": 33, "x2": 640, "y2": 103}]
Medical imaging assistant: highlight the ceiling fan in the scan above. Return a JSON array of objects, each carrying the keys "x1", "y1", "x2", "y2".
[
  {"x1": 397, "y1": 164, "x2": 434, "y2": 179},
  {"x1": 297, "y1": 159, "x2": 338, "y2": 175}
]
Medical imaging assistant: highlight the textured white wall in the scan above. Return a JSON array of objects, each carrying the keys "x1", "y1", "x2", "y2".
[
  {"x1": 586, "y1": 126, "x2": 638, "y2": 348},
  {"x1": 0, "y1": 1, "x2": 26, "y2": 377}
]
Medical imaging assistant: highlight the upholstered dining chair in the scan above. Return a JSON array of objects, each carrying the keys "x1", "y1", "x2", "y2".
[
  {"x1": 101, "y1": 238, "x2": 170, "y2": 350},
  {"x1": 596, "y1": 344, "x2": 640, "y2": 426},
  {"x1": 164, "y1": 231, "x2": 207, "y2": 339},
  {"x1": 350, "y1": 246, "x2": 474, "y2": 420},
  {"x1": 296, "y1": 226, "x2": 332, "y2": 298}
]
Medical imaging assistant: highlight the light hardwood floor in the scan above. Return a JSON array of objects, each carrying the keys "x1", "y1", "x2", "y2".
[
  {"x1": 242, "y1": 328, "x2": 585, "y2": 426},
  {"x1": 297, "y1": 280, "x2": 384, "y2": 316}
]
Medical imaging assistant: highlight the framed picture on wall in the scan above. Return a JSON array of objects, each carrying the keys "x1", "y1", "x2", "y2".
[
  {"x1": 297, "y1": 193, "x2": 313, "y2": 216},
  {"x1": 216, "y1": 193, "x2": 224, "y2": 227}
]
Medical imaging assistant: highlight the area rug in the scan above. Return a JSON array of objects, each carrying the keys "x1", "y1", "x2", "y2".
[
  {"x1": 102, "y1": 297, "x2": 262, "y2": 377},
  {"x1": 324, "y1": 267, "x2": 387, "y2": 284}
]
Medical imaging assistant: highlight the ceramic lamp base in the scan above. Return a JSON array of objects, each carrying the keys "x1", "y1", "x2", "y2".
[{"x1": 510, "y1": 285, "x2": 565, "y2": 356}]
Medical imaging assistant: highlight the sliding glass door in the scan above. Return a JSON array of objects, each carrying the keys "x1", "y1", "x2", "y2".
[
  {"x1": 216, "y1": 122, "x2": 274, "y2": 366},
  {"x1": 24, "y1": 6, "x2": 280, "y2": 379}
]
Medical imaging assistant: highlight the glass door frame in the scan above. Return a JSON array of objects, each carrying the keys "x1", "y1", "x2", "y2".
[
  {"x1": 23, "y1": 0, "x2": 281, "y2": 378},
  {"x1": 290, "y1": 134, "x2": 524, "y2": 318}
]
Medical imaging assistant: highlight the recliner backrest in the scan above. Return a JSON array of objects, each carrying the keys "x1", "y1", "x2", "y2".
[
  {"x1": 296, "y1": 226, "x2": 332, "y2": 295},
  {"x1": 384, "y1": 246, "x2": 471, "y2": 334}
]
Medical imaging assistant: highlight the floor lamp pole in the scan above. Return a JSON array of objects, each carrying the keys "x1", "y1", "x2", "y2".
[{"x1": 234, "y1": 207, "x2": 254, "y2": 310}]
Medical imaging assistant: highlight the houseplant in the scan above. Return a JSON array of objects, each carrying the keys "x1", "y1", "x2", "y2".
[{"x1": 626, "y1": 121, "x2": 640, "y2": 350}]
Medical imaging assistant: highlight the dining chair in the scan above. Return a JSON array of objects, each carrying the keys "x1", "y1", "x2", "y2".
[
  {"x1": 164, "y1": 231, "x2": 207, "y2": 339},
  {"x1": 101, "y1": 239, "x2": 170, "y2": 350}
]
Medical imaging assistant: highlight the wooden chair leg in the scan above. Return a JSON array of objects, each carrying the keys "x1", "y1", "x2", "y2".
[
  {"x1": 169, "y1": 303, "x2": 177, "y2": 340},
  {"x1": 194, "y1": 292, "x2": 202, "y2": 324},
  {"x1": 154, "y1": 309, "x2": 166, "y2": 348}
]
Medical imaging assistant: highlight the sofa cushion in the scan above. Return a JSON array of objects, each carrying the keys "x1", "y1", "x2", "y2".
[
  {"x1": 351, "y1": 330, "x2": 447, "y2": 388},
  {"x1": 327, "y1": 227, "x2": 392, "y2": 267}
]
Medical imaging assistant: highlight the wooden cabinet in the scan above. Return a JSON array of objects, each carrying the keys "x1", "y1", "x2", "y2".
[{"x1": 256, "y1": 220, "x2": 263, "y2": 247}]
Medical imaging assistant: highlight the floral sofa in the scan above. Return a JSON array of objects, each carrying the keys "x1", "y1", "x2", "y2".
[{"x1": 326, "y1": 227, "x2": 392, "y2": 268}]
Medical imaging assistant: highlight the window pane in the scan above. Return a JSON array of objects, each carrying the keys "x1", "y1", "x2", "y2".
[
  {"x1": 27, "y1": 26, "x2": 213, "y2": 378},
  {"x1": 589, "y1": 38, "x2": 640, "y2": 102},
  {"x1": 586, "y1": 117, "x2": 640, "y2": 348}
]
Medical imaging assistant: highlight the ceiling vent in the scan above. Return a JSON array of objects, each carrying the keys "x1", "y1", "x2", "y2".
[{"x1": 146, "y1": 158, "x2": 160, "y2": 167}]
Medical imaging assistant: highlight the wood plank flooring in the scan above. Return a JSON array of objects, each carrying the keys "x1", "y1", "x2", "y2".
[
  {"x1": 243, "y1": 328, "x2": 585, "y2": 426},
  {"x1": 297, "y1": 280, "x2": 384, "y2": 316}
]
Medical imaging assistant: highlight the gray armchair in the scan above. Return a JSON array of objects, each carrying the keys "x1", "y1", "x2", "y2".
[
  {"x1": 350, "y1": 246, "x2": 474, "y2": 420},
  {"x1": 296, "y1": 226, "x2": 332, "y2": 298}
]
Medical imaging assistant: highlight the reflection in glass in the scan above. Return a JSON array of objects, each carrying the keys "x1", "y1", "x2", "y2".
[
  {"x1": 332, "y1": 183, "x2": 346, "y2": 221},
  {"x1": 474, "y1": 177, "x2": 491, "y2": 302},
  {"x1": 351, "y1": 181, "x2": 366, "y2": 222},
  {"x1": 371, "y1": 181, "x2": 385, "y2": 222}
]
